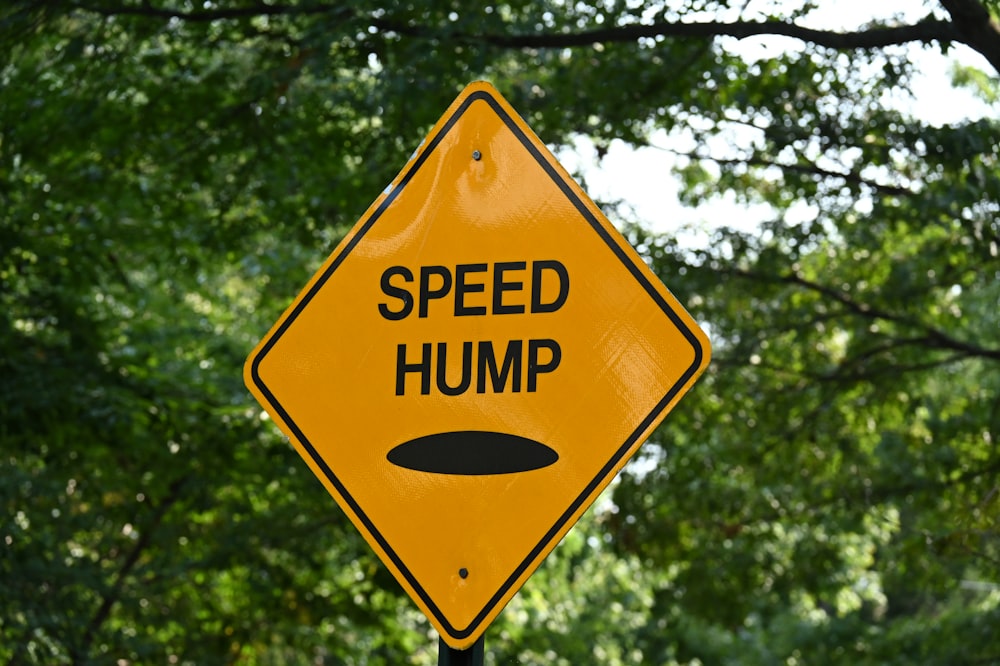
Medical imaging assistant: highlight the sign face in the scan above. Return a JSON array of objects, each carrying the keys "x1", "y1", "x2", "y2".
[{"x1": 244, "y1": 81, "x2": 710, "y2": 649}]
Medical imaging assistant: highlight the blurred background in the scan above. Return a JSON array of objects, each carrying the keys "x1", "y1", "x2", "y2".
[{"x1": 1, "y1": 1, "x2": 998, "y2": 663}]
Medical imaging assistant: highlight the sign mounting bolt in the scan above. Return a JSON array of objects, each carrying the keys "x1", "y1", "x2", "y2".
[
  {"x1": 459, "y1": 568, "x2": 469, "y2": 579},
  {"x1": 472, "y1": 150, "x2": 482, "y2": 161}
]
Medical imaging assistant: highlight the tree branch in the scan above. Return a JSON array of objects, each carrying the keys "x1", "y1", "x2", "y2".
[
  {"x1": 715, "y1": 349, "x2": 974, "y2": 385},
  {"x1": 66, "y1": 2, "x2": 979, "y2": 69},
  {"x1": 72, "y1": 476, "x2": 188, "y2": 664},
  {"x1": 683, "y1": 150, "x2": 917, "y2": 198},
  {"x1": 742, "y1": 457, "x2": 1000, "y2": 533},
  {"x1": 473, "y1": 16, "x2": 961, "y2": 53},
  {"x1": 68, "y1": 1, "x2": 348, "y2": 22},
  {"x1": 816, "y1": 351, "x2": 976, "y2": 383},
  {"x1": 939, "y1": 0, "x2": 1000, "y2": 75},
  {"x1": 728, "y1": 267, "x2": 1000, "y2": 361}
]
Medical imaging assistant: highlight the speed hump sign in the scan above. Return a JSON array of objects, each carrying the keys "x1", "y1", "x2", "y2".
[{"x1": 244, "y1": 81, "x2": 710, "y2": 648}]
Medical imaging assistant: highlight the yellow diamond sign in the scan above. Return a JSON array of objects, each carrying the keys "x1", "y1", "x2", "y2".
[{"x1": 244, "y1": 81, "x2": 710, "y2": 648}]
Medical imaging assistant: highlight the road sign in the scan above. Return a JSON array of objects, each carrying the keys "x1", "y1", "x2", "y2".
[{"x1": 244, "y1": 81, "x2": 710, "y2": 649}]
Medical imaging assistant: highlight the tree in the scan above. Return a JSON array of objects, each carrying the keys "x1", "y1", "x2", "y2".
[{"x1": 1, "y1": 1, "x2": 997, "y2": 663}]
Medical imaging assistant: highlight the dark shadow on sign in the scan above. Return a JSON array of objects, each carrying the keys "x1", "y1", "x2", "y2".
[{"x1": 387, "y1": 431, "x2": 558, "y2": 475}]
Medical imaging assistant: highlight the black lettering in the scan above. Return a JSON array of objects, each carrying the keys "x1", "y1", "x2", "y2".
[
  {"x1": 477, "y1": 340, "x2": 523, "y2": 393},
  {"x1": 527, "y1": 339, "x2": 561, "y2": 391},
  {"x1": 493, "y1": 261, "x2": 526, "y2": 314},
  {"x1": 395, "y1": 343, "x2": 432, "y2": 396},
  {"x1": 378, "y1": 266, "x2": 414, "y2": 320},
  {"x1": 436, "y1": 341, "x2": 473, "y2": 396},
  {"x1": 531, "y1": 260, "x2": 569, "y2": 313},
  {"x1": 454, "y1": 263, "x2": 488, "y2": 316},
  {"x1": 419, "y1": 265, "x2": 452, "y2": 318}
]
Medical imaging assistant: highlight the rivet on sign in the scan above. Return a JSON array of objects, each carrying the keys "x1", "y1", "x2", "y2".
[
  {"x1": 472, "y1": 150, "x2": 482, "y2": 161},
  {"x1": 459, "y1": 568, "x2": 469, "y2": 579}
]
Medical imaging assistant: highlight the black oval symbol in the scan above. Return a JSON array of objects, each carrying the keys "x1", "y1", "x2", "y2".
[{"x1": 387, "y1": 431, "x2": 558, "y2": 475}]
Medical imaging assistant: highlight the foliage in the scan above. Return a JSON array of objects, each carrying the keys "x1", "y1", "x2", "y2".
[{"x1": 2, "y1": 0, "x2": 998, "y2": 664}]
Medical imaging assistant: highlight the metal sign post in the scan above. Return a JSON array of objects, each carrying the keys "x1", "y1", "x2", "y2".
[{"x1": 438, "y1": 635, "x2": 484, "y2": 666}]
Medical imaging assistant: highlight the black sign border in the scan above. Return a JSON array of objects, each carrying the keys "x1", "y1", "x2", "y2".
[{"x1": 249, "y1": 87, "x2": 706, "y2": 642}]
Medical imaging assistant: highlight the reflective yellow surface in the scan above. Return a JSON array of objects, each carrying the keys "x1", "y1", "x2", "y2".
[{"x1": 244, "y1": 81, "x2": 710, "y2": 648}]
